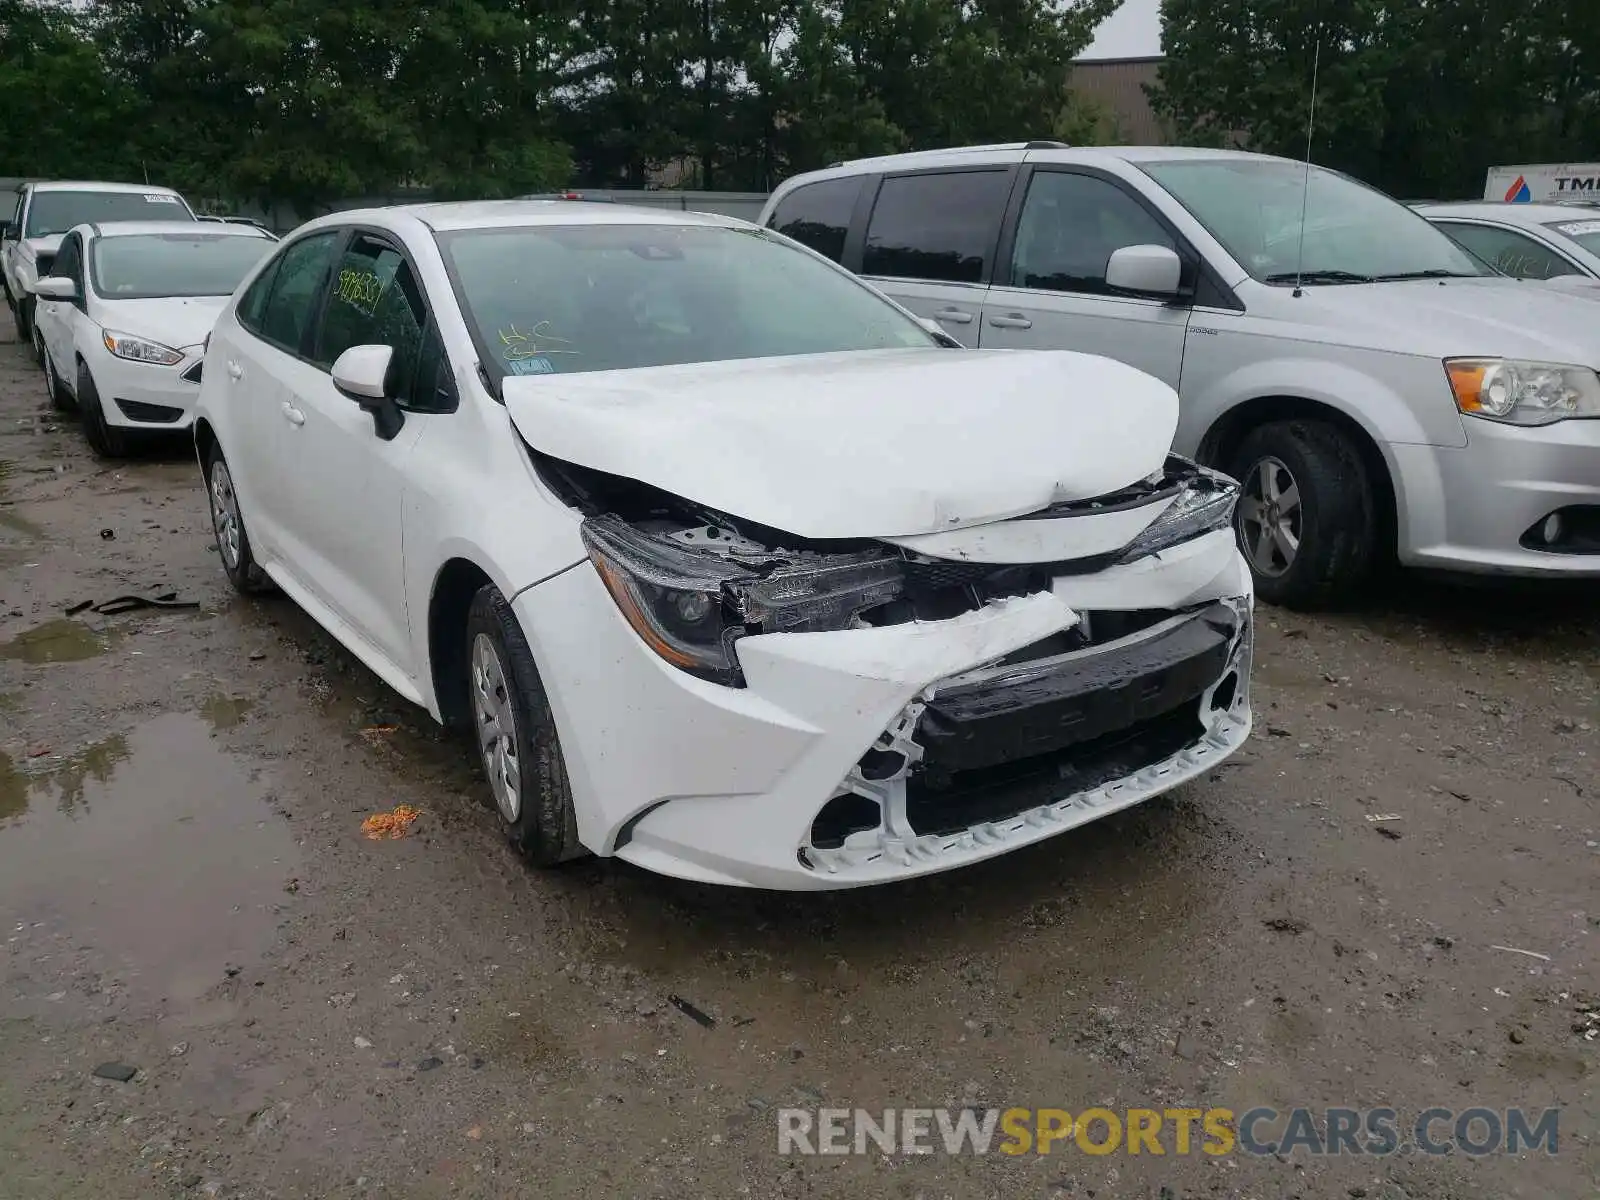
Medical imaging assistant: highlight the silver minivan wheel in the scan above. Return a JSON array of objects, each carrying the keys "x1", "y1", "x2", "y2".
[{"x1": 1238, "y1": 456, "x2": 1302, "y2": 577}]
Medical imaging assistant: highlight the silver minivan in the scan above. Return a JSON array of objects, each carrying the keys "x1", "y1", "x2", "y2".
[{"x1": 759, "y1": 144, "x2": 1600, "y2": 608}]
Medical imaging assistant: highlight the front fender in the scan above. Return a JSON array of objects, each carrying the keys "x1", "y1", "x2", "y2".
[{"x1": 1181, "y1": 354, "x2": 1468, "y2": 453}]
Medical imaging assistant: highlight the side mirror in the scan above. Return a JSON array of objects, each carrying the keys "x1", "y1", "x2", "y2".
[
  {"x1": 918, "y1": 316, "x2": 942, "y2": 336},
  {"x1": 0, "y1": 220, "x2": 14, "y2": 241},
  {"x1": 1105, "y1": 244, "x2": 1184, "y2": 298},
  {"x1": 34, "y1": 276, "x2": 76, "y2": 300},
  {"x1": 331, "y1": 344, "x2": 404, "y2": 440}
]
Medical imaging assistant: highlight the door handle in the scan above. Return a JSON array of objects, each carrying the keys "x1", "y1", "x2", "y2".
[
  {"x1": 988, "y1": 313, "x2": 1033, "y2": 330},
  {"x1": 227, "y1": 361, "x2": 244, "y2": 381},
  {"x1": 933, "y1": 308, "x2": 973, "y2": 325},
  {"x1": 281, "y1": 402, "x2": 305, "y2": 426}
]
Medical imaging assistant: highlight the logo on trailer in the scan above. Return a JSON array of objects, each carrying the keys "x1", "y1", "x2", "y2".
[{"x1": 1505, "y1": 176, "x2": 1531, "y2": 203}]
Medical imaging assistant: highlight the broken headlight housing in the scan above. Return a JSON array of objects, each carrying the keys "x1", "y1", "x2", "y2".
[
  {"x1": 1117, "y1": 460, "x2": 1239, "y2": 563},
  {"x1": 581, "y1": 516, "x2": 904, "y2": 687}
]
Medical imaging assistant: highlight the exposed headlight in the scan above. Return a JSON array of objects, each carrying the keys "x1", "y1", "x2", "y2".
[
  {"x1": 102, "y1": 330, "x2": 184, "y2": 366},
  {"x1": 581, "y1": 516, "x2": 904, "y2": 687},
  {"x1": 1117, "y1": 463, "x2": 1239, "y2": 563},
  {"x1": 1445, "y1": 359, "x2": 1600, "y2": 426}
]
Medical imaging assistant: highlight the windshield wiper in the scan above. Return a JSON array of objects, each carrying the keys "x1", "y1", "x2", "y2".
[
  {"x1": 1262, "y1": 269, "x2": 1374, "y2": 285},
  {"x1": 1369, "y1": 269, "x2": 1478, "y2": 281}
]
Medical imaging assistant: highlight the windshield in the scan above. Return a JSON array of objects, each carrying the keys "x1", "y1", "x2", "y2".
[
  {"x1": 436, "y1": 222, "x2": 937, "y2": 380},
  {"x1": 1139, "y1": 159, "x2": 1490, "y2": 284},
  {"x1": 91, "y1": 233, "x2": 274, "y2": 299},
  {"x1": 1548, "y1": 217, "x2": 1600, "y2": 257},
  {"x1": 25, "y1": 191, "x2": 194, "y2": 238}
]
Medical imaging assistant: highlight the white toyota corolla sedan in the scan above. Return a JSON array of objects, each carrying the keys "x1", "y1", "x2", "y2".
[
  {"x1": 193, "y1": 201, "x2": 1255, "y2": 890},
  {"x1": 32, "y1": 220, "x2": 277, "y2": 455}
]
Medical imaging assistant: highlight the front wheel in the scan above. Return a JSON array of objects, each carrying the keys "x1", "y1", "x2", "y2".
[
  {"x1": 464, "y1": 585, "x2": 585, "y2": 866},
  {"x1": 1229, "y1": 419, "x2": 1379, "y2": 610},
  {"x1": 77, "y1": 363, "x2": 130, "y2": 458}
]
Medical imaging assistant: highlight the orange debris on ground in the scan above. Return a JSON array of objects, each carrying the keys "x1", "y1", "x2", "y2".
[{"x1": 361, "y1": 804, "x2": 421, "y2": 840}]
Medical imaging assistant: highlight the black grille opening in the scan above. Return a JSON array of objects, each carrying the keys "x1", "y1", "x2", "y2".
[
  {"x1": 114, "y1": 399, "x2": 184, "y2": 423},
  {"x1": 1519, "y1": 506, "x2": 1600, "y2": 555},
  {"x1": 809, "y1": 793, "x2": 882, "y2": 850},
  {"x1": 905, "y1": 702, "x2": 1205, "y2": 838}
]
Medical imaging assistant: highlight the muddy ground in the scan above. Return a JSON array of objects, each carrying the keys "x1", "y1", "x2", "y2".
[{"x1": 0, "y1": 325, "x2": 1594, "y2": 1200}]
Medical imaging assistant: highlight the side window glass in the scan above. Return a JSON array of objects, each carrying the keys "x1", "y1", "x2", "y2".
[
  {"x1": 315, "y1": 235, "x2": 427, "y2": 399},
  {"x1": 863, "y1": 170, "x2": 1011, "y2": 284},
  {"x1": 1434, "y1": 223, "x2": 1577, "y2": 280},
  {"x1": 258, "y1": 231, "x2": 340, "y2": 355},
  {"x1": 51, "y1": 235, "x2": 81, "y2": 291},
  {"x1": 236, "y1": 256, "x2": 280, "y2": 333},
  {"x1": 406, "y1": 318, "x2": 457, "y2": 413},
  {"x1": 767, "y1": 177, "x2": 861, "y2": 262},
  {"x1": 1009, "y1": 171, "x2": 1176, "y2": 296}
]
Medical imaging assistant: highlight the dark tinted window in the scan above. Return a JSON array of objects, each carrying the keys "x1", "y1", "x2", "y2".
[
  {"x1": 1009, "y1": 171, "x2": 1176, "y2": 294},
  {"x1": 50, "y1": 233, "x2": 83, "y2": 293},
  {"x1": 767, "y1": 177, "x2": 861, "y2": 262},
  {"x1": 24, "y1": 190, "x2": 194, "y2": 237},
  {"x1": 257, "y1": 232, "x2": 339, "y2": 355},
  {"x1": 1435, "y1": 222, "x2": 1578, "y2": 280},
  {"x1": 862, "y1": 171, "x2": 1011, "y2": 284},
  {"x1": 406, "y1": 319, "x2": 457, "y2": 413},
  {"x1": 315, "y1": 235, "x2": 427, "y2": 401},
  {"x1": 236, "y1": 256, "x2": 280, "y2": 333}
]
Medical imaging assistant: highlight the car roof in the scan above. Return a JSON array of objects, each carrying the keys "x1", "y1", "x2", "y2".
[
  {"x1": 299, "y1": 199, "x2": 747, "y2": 235},
  {"x1": 84, "y1": 220, "x2": 262, "y2": 239},
  {"x1": 30, "y1": 181, "x2": 185, "y2": 196},
  {"x1": 1417, "y1": 201, "x2": 1596, "y2": 222}
]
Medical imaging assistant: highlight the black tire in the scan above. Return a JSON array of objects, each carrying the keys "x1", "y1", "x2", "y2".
[
  {"x1": 203, "y1": 443, "x2": 272, "y2": 594},
  {"x1": 464, "y1": 585, "x2": 585, "y2": 866},
  {"x1": 1228, "y1": 419, "x2": 1378, "y2": 610},
  {"x1": 77, "y1": 363, "x2": 130, "y2": 458},
  {"x1": 13, "y1": 293, "x2": 33, "y2": 345},
  {"x1": 37, "y1": 330, "x2": 71, "y2": 411}
]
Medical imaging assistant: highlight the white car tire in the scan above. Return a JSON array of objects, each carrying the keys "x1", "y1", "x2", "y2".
[
  {"x1": 203, "y1": 445, "x2": 273, "y2": 595},
  {"x1": 464, "y1": 584, "x2": 586, "y2": 867}
]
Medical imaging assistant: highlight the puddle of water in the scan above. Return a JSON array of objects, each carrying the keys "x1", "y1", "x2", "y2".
[
  {"x1": 0, "y1": 618, "x2": 114, "y2": 663},
  {"x1": 200, "y1": 693, "x2": 254, "y2": 730},
  {"x1": 0, "y1": 713, "x2": 299, "y2": 1009}
]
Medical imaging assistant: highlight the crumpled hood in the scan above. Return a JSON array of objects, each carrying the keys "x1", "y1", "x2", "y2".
[
  {"x1": 1279, "y1": 277, "x2": 1600, "y2": 363},
  {"x1": 95, "y1": 295, "x2": 229, "y2": 352},
  {"x1": 503, "y1": 347, "x2": 1180, "y2": 539}
]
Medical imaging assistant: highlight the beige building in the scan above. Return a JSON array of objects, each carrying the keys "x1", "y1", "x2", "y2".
[{"x1": 1070, "y1": 55, "x2": 1167, "y2": 145}]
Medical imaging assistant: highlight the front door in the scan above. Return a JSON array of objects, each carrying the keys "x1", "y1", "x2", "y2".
[
  {"x1": 977, "y1": 168, "x2": 1192, "y2": 389},
  {"x1": 34, "y1": 230, "x2": 83, "y2": 375},
  {"x1": 271, "y1": 231, "x2": 431, "y2": 675}
]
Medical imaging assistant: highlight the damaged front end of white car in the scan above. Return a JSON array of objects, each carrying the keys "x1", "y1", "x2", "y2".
[{"x1": 529, "y1": 445, "x2": 1251, "y2": 887}]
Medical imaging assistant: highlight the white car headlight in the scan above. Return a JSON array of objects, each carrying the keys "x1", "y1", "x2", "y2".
[
  {"x1": 1117, "y1": 461, "x2": 1239, "y2": 563},
  {"x1": 1445, "y1": 358, "x2": 1600, "y2": 426},
  {"x1": 101, "y1": 330, "x2": 184, "y2": 366}
]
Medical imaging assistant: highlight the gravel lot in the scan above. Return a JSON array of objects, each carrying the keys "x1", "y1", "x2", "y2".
[{"x1": 0, "y1": 326, "x2": 1594, "y2": 1199}]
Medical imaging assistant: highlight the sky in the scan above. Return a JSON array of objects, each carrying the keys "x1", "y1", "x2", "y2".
[{"x1": 1080, "y1": 0, "x2": 1162, "y2": 60}]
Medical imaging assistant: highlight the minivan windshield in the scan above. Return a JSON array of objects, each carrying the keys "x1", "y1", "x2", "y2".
[
  {"x1": 25, "y1": 190, "x2": 195, "y2": 238},
  {"x1": 1139, "y1": 159, "x2": 1491, "y2": 284},
  {"x1": 436, "y1": 222, "x2": 938, "y2": 380},
  {"x1": 91, "y1": 233, "x2": 274, "y2": 299}
]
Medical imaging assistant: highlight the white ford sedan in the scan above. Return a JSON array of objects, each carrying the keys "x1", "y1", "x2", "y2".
[
  {"x1": 193, "y1": 202, "x2": 1255, "y2": 890},
  {"x1": 32, "y1": 221, "x2": 277, "y2": 455}
]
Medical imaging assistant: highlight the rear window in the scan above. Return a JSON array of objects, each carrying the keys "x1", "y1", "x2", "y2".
[
  {"x1": 862, "y1": 170, "x2": 1012, "y2": 284},
  {"x1": 436, "y1": 222, "x2": 934, "y2": 382},
  {"x1": 766, "y1": 177, "x2": 861, "y2": 262},
  {"x1": 91, "y1": 233, "x2": 274, "y2": 299},
  {"x1": 25, "y1": 191, "x2": 194, "y2": 238}
]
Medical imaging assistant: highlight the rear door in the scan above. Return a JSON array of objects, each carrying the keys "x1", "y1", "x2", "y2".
[
  {"x1": 855, "y1": 166, "x2": 1018, "y2": 345},
  {"x1": 978, "y1": 166, "x2": 1194, "y2": 388}
]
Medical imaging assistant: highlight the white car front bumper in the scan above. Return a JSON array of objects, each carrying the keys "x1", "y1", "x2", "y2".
[
  {"x1": 84, "y1": 339, "x2": 205, "y2": 430},
  {"x1": 516, "y1": 529, "x2": 1253, "y2": 890}
]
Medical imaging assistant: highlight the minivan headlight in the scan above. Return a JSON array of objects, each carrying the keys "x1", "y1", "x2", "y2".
[{"x1": 1445, "y1": 359, "x2": 1600, "y2": 426}]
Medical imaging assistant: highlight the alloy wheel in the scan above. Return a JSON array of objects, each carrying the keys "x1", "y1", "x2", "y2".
[
  {"x1": 209, "y1": 460, "x2": 243, "y2": 571},
  {"x1": 471, "y1": 633, "x2": 522, "y2": 824},
  {"x1": 1237, "y1": 455, "x2": 1302, "y2": 577}
]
